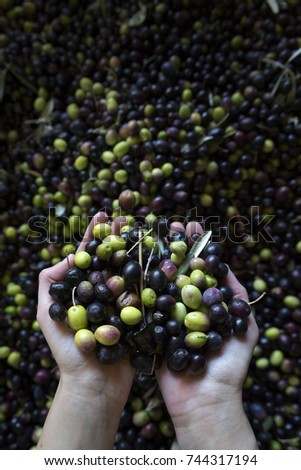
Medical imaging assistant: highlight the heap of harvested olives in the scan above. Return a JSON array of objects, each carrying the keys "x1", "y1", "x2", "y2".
[{"x1": 48, "y1": 215, "x2": 251, "y2": 375}]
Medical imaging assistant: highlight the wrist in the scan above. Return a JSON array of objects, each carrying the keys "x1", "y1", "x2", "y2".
[
  {"x1": 59, "y1": 373, "x2": 125, "y2": 415},
  {"x1": 38, "y1": 378, "x2": 122, "y2": 450},
  {"x1": 172, "y1": 395, "x2": 258, "y2": 450}
]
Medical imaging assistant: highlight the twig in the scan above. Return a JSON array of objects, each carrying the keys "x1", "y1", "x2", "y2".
[
  {"x1": 126, "y1": 228, "x2": 153, "y2": 255},
  {"x1": 249, "y1": 291, "x2": 266, "y2": 305}
]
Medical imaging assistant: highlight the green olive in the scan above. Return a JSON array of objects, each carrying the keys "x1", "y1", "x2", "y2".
[
  {"x1": 94, "y1": 325, "x2": 121, "y2": 346},
  {"x1": 184, "y1": 311, "x2": 210, "y2": 331},
  {"x1": 120, "y1": 306, "x2": 142, "y2": 325},
  {"x1": 181, "y1": 284, "x2": 202, "y2": 309},
  {"x1": 269, "y1": 350, "x2": 284, "y2": 367},
  {"x1": 170, "y1": 302, "x2": 187, "y2": 323},
  {"x1": 255, "y1": 357, "x2": 269, "y2": 370},
  {"x1": 93, "y1": 223, "x2": 112, "y2": 239},
  {"x1": 74, "y1": 251, "x2": 92, "y2": 269},
  {"x1": 113, "y1": 141, "x2": 130, "y2": 158},
  {"x1": 205, "y1": 274, "x2": 218, "y2": 288},
  {"x1": 184, "y1": 331, "x2": 208, "y2": 349},
  {"x1": 141, "y1": 288, "x2": 157, "y2": 308},
  {"x1": 67, "y1": 305, "x2": 88, "y2": 331},
  {"x1": 53, "y1": 138, "x2": 68, "y2": 153},
  {"x1": 169, "y1": 240, "x2": 188, "y2": 257},
  {"x1": 132, "y1": 410, "x2": 149, "y2": 427},
  {"x1": 74, "y1": 329, "x2": 96, "y2": 353},
  {"x1": 171, "y1": 252, "x2": 185, "y2": 266},
  {"x1": 175, "y1": 274, "x2": 191, "y2": 289},
  {"x1": 7, "y1": 351, "x2": 21, "y2": 369},
  {"x1": 0, "y1": 346, "x2": 10, "y2": 359},
  {"x1": 264, "y1": 326, "x2": 280, "y2": 340},
  {"x1": 190, "y1": 269, "x2": 206, "y2": 289},
  {"x1": 102, "y1": 235, "x2": 126, "y2": 251},
  {"x1": 283, "y1": 295, "x2": 300, "y2": 309},
  {"x1": 96, "y1": 243, "x2": 113, "y2": 260}
]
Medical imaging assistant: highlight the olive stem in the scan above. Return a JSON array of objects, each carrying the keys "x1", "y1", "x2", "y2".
[
  {"x1": 138, "y1": 228, "x2": 145, "y2": 317},
  {"x1": 66, "y1": 254, "x2": 71, "y2": 269},
  {"x1": 144, "y1": 244, "x2": 155, "y2": 281},
  {"x1": 142, "y1": 383, "x2": 159, "y2": 400},
  {"x1": 72, "y1": 286, "x2": 77, "y2": 306},
  {"x1": 149, "y1": 353, "x2": 157, "y2": 376},
  {"x1": 126, "y1": 228, "x2": 153, "y2": 255},
  {"x1": 249, "y1": 291, "x2": 266, "y2": 305}
]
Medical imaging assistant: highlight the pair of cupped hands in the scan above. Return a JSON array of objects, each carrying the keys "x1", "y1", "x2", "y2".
[{"x1": 37, "y1": 212, "x2": 259, "y2": 450}]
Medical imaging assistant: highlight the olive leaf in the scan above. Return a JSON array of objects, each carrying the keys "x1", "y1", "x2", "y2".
[
  {"x1": 55, "y1": 204, "x2": 67, "y2": 217},
  {"x1": 278, "y1": 437, "x2": 301, "y2": 446},
  {"x1": 126, "y1": 2, "x2": 148, "y2": 27},
  {"x1": 170, "y1": 439, "x2": 180, "y2": 450},
  {"x1": 286, "y1": 47, "x2": 301, "y2": 65},
  {"x1": 88, "y1": 163, "x2": 96, "y2": 180},
  {"x1": 87, "y1": 0, "x2": 107, "y2": 18},
  {"x1": 263, "y1": 50, "x2": 300, "y2": 104},
  {"x1": 180, "y1": 135, "x2": 214, "y2": 153},
  {"x1": 145, "y1": 397, "x2": 164, "y2": 412},
  {"x1": 142, "y1": 383, "x2": 159, "y2": 400},
  {"x1": 265, "y1": 0, "x2": 280, "y2": 14},
  {"x1": 25, "y1": 98, "x2": 55, "y2": 144},
  {"x1": 40, "y1": 98, "x2": 55, "y2": 119},
  {"x1": 157, "y1": 237, "x2": 165, "y2": 259},
  {"x1": 5, "y1": 63, "x2": 37, "y2": 94},
  {"x1": 177, "y1": 230, "x2": 212, "y2": 276},
  {"x1": 81, "y1": 179, "x2": 95, "y2": 195}
]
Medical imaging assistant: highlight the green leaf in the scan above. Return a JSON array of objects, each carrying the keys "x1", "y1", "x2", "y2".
[
  {"x1": 41, "y1": 98, "x2": 55, "y2": 119},
  {"x1": 87, "y1": 0, "x2": 107, "y2": 17},
  {"x1": 6, "y1": 63, "x2": 37, "y2": 94},
  {"x1": 157, "y1": 237, "x2": 165, "y2": 259},
  {"x1": 55, "y1": 204, "x2": 67, "y2": 217},
  {"x1": 126, "y1": 3, "x2": 148, "y2": 27},
  {"x1": 287, "y1": 47, "x2": 301, "y2": 64},
  {"x1": 145, "y1": 397, "x2": 164, "y2": 412},
  {"x1": 177, "y1": 231, "x2": 212, "y2": 276},
  {"x1": 265, "y1": 0, "x2": 280, "y2": 14}
]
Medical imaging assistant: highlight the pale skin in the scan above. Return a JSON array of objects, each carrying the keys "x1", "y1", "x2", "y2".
[{"x1": 37, "y1": 212, "x2": 259, "y2": 450}]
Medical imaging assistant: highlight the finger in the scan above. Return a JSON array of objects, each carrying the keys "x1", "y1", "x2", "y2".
[
  {"x1": 223, "y1": 268, "x2": 259, "y2": 344},
  {"x1": 37, "y1": 255, "x2": 74, "y2": 324},
  {"x1": 223, "y1": 267, "x2": 249, "y2": 302},
  {"x1": 169, "y1": 221, "x2": 204, "y2": 244},
  {"x1": 169, "y1": 221, "x2": 185, "y2": 236},
  {"x1": 111, "y1": 216, "x2": 128, "y2": 235},
  {"x1": 185, "y1": 221, "x2": 204, "y2": 245},
  {"x1": 77, "y1": 211, "x2": 109, "y2": 252}
]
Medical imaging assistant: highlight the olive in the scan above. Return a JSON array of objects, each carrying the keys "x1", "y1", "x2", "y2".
[
  {"x1": 67, "y1": 305, "x2": 88, "y2": 331},
  {"x1": 74, "y1": 329, "x2": 96, "y2": 353},
  {"x1": 64, "y1": 267, "x2": 87, "y2": 287},
  {"x1": 86, "y1": 302, "x2": 107, "y2": 324},
  {"x1": 97, "y1": 343, "x2": 127, "y2": 365},
  {"x1": 188, "y1": 353, "x2": 207, "y2": 375},
  {"x1": 48, "y1": 303, "x2": 67, "y2": 322},
  {"x1": 167, "y1": 348, "x2": 190, "y2": 372},
  {"x1": 148, "y1": 268, "x2": 168, "y2": 292},
  {"x1": 122, "y1": 261, "x2": 142, "y2": 288},
  {"x1": 49, "y1": 282, "x2": 72, "y2": 302}
]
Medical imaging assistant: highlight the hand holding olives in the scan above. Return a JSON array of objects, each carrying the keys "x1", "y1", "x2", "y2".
[{"x1": 48, "y1": 213, "x2": 252, "y2": 376}]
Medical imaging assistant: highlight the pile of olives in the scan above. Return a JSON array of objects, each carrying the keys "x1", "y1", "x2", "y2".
[
  {"x1": 1, "y1": 0, "x2": 301, "y2": 450},
  {"x1": 48, "y1": 215, "x2": 251, "y2": 375}
]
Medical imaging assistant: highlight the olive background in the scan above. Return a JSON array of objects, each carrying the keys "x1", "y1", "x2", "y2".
[{"x1": 0, "y1": 0, "x2": 301, "y2": 450}]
